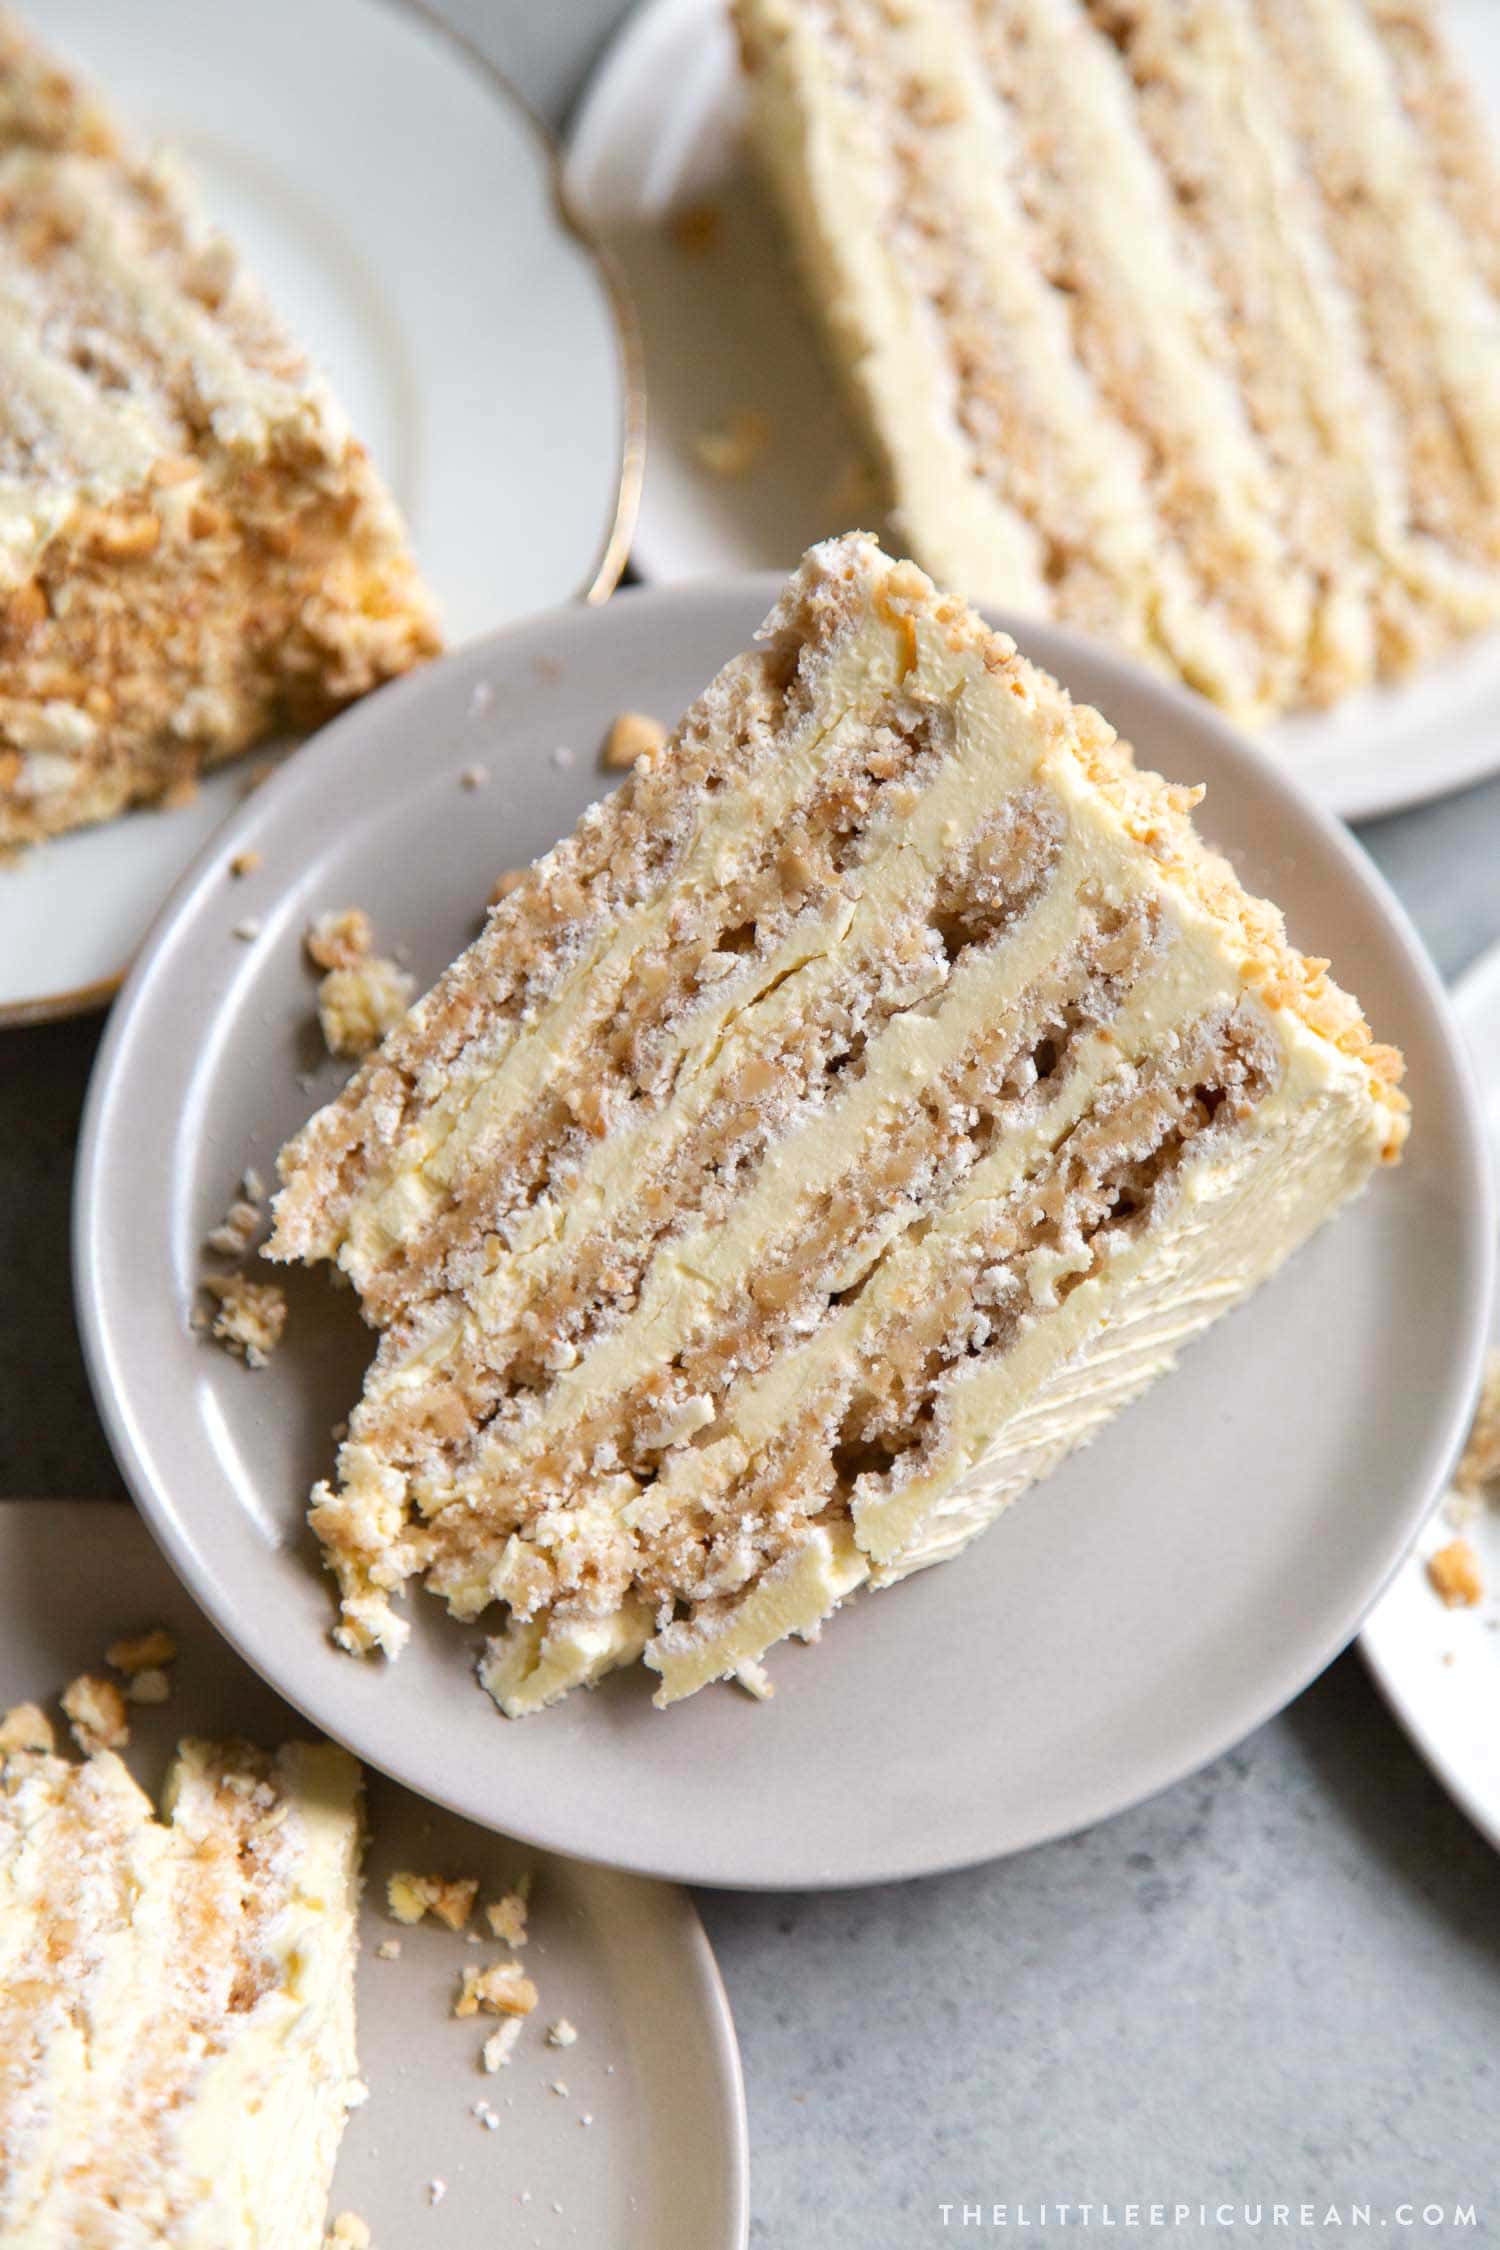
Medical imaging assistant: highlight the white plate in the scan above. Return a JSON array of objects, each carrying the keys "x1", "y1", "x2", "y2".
[
  {"x1": 566, "y1": 0, "x2": 1500, "y2": 822},
  {"x1": 0, "y1": 1501, "x2": 747, "y2": 2250},
  {"x1": 1361, "y1": 939, "x2": 1500, "y2": 1856},
  {"x1": 75, "y1": 581, "x2": 1492, "y2": 1887},
  {"x1": 0, "y1": 0, "x2": 641, "y2": 1027}
]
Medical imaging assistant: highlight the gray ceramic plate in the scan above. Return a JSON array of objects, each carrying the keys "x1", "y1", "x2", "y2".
[
  {"x1": 0, "y1": 1502, "x2": 747, "y2": 2248},
  {"x1": 76, "y1": 581, "x2": 1493, "y2": 1888}
]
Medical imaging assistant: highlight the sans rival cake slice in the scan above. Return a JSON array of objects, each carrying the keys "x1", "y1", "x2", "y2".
[
  {"x1": 0, "y1": 1717, "x2": 363, "y2": 2245},
  {"x1": 732, "y1": 0, "x2": 1500, "y2": 726},
  {"x1": 270, "y1": 535, "x2": 1407, "y2": 1714},
  {"x1": 0, "y1": 9, "x2": 439, "y2": 850}
]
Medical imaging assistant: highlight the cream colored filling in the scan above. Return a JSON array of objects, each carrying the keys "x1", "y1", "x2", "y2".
[
  {"x1": 0, "y1": 1741, "x2": 361, "y2": 2249},
  {"x1": 336, "y1": 605, "x2": 915, "y2": 1289}
]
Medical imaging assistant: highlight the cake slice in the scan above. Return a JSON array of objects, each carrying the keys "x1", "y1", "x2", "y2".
[
  {"x1": 270, "y1": 534, "x2": 1407, "y2": 1713},
  {"x1": 732, "y1": 0, "x2": 1500, "y2": 724},
  {"x1": 0, "y1": 1721, "x2": 363, "y2": 2244},
  {"x1": 0, "y1": 9, "x2": 439, "y2": 850}
]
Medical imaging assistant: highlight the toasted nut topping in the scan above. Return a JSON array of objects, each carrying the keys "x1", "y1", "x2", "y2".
[
  {"x1": 1428, "y1": 1539, "x2": 1484, "y2": 1608},
  {"x1": 453, "y1": 1959, "x2": 538, "y2": 2020},
  {"x1": 601, "y1": 711, "x2": 668, "y2": 772},
  {"x1": 0, "y1": 1701, "x2": 54, "y2": 1755},
  {"x1": 107, "y1": 1628, "x2": 176, "y2": 1674}
]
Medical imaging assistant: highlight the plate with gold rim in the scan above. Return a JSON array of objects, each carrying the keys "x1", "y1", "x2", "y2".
[
  {"x1": 0, "y1": 0, "x2": 639, "y2": 1028},
  {"x1": 0, "y1": 1500, "x2": 748, "y2": 2250},
  {"x1": 74, "y1": 578, "x2": 1490, "y2": 1886}
]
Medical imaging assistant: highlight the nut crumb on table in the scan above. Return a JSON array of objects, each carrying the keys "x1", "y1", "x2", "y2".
[
  {"x1": 201, "y1": 1272, "x2": 287, "y2": 1368},
  {"x1": 125, "y1": 1667, "x2": 171, "y2": 1705},
  {"x1": 1427, "y1": 1538, "x2": 1484, "y2": 1609}
]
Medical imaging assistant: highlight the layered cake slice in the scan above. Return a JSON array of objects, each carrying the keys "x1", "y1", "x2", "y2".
[
  {"x1": 0, "y1": 9, "x2": 439, "y2": 849},
  {"x1": 0, "y1": 1720, "x2": 363, "y2": 2243},
  {"x1": 271, "y1": 535, "x2": 1406, "y2": 1713},
  {"x1": 732, "y1": 0, "x2": 1500, "y2": 724}
]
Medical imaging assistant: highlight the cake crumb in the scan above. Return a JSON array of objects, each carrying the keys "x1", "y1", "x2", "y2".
[
  {"x1": 125, "y1": 1667, "x2": 171, "y2": 1706},
  {"x1": 241, "y1": 1166, "x2": 266, "y2": 1203},
  {"x1": 472, "y1": 2100, "x2": 500, "y2": 2130},
  {"x1": 106, "y1": 1627, "x2": 176, "y2": 1675},
  {"x1": 579, "y1": 2112, "x2": 593, "y2": 2127},
  {"x1": 470, "y1": 680, "x2": 496, "y2": 717},
  {"x1": 305, "y1": 907, "x2": 373, "y2": 972},
  {"x1": 201, "y1": 1273, "x2": 287, "y2": 1368},
  {"x1": 482, "y1": 2019, "x2": 524, "y2": 2072},
  {"x1": 0, "y1": 1701, "x2": 54, "y2": 1755},
  {"x1": 667, "y1": 200, "x2": 722, "y2": 256},
  {"x1": 325, "y1": 2216, "x2": 370, "y2": 2250},
  {"x1": 551, "y1": 743, "x2": 576, "y2": 770},
  {"x1": 600, "y1": 711, "x2": 667, "y2": 772},
  {"x1": 733, "y1": 1657, "x2": 775, "y2": 1701},
  {"x1": 229, "y1": 849, "x2": 262, "y2": 879},
  {"x1": 549, "y1": 2080, "x2": 568, "y2": 2098},
  {"x1": 386, "y1": 1871, "x2": 478, "y2": 1931},
  {"x1": 205, "y1": 1198, "x2": 261, "y2": 1257},
  {"x1": 454, "y1": 1959, "x2": 538, "y2": 2020},
  {"x1": 1428, "y1": 1539, "x2": 1484, "y2": 1608},
  {"x1": 691, "y1": 408, "x2": 771, "y2": 479},
  {"x1": 484, "y1": 1885, "x2": 530, "y2": 1947},
  {"x1": 61, "y1": 1672, "x2": 129, "y2": 1753},
  {"x1": 232, "y1": 917, "x2": 262, "y2": 942},
  {"x1": 546, "y1": 2018, "x2": 578, "y2": 2049},
  {"x1": 488, "y1": 869, "x2": 527, "y2": 908},
  {"x1": 318, "y1": 956, "x2": 414, "y2": 1059},
  {"x1": 375, "y1": 1937, "x2": 401, "y2": 1961},
  {"x1": 426, "y1": 2181, "x2": 446, "y2": 2208},
  {"x1": 460, "y1": 763, "x2": 489, "y2": 790}
]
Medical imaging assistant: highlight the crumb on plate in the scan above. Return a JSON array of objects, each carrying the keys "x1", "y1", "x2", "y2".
[
  {"x1": 600, "y1": 711, "x2": 667, "y2": 772},
  {"x1": 201, "y1": 1272, "x2": 288, "y2": 1368},
  {"x1": 61, "y1": 1671, "x2": 129, "y2": 1753},
  {"x1": 318, "y1": 956, "x2": 414, "y2": 1059},
  {"x1": 106, "y1": 1627, "x2": 177, "y2": 1675},
  {"x1": 453, "y1": 1959, "x2": 538, "y2": 2020},
  {"x1": 0, "y1": 1701, "x2": 54, "y2": 1755},
  {"x1": 305, "y1": 907, "x2": 373, "y2": 972},
  {"x1": 387, "y1": 1871, "x2": 478, "y2": 1931}
]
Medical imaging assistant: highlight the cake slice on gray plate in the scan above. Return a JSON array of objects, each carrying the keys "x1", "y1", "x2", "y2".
[{"x1": 271, "y1": 534, "x2": 1407, "y2": 1713}]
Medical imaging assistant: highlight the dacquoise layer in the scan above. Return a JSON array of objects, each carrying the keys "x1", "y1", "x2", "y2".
[
  {"x1": 0, "y1": 9, "x2": 438, "y2": 849},
  {"x1": 272, "y1": 536, "x2": 1407, "y2": 1714},
  {"x1": 0, "y1": 1724, "x2": 362, "y2": 2246},
  {"x1": 735, "y1": 0, "x2": 1500, "y2": 724}
]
